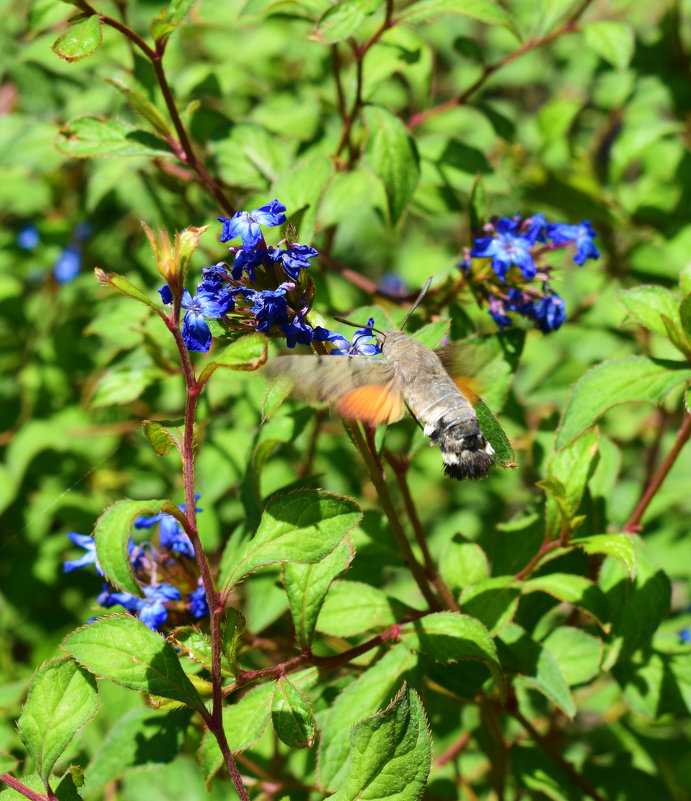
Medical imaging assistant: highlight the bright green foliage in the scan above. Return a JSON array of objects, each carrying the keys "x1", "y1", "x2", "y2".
[
  {"x1": 17, "y1": 659, "x2": 98, "y2": 785},
  {"x1": 2, "y1": 0, "x2": 691, "y2": 799}
]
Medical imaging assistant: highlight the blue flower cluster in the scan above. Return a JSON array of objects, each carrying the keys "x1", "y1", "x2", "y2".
[
  {"x1": 161, "y1": 200, "x2": 328, "y2": 352},
  {"x1": 318, "y1": 318, "x2": 381, "y2": 356},
  {"x1": 463, "y1": 214, "x2": 599, "y2": 334},
  {"x1": 63, "y1": 498, "x2": 208, "y2": 631}
]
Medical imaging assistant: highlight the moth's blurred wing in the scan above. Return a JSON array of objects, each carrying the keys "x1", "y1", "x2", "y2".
[{"x1": 264, "y1": 355, "x2": 404, "y2": 425}]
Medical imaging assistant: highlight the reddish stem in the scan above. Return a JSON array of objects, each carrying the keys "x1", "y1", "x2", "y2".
[
  {"x1": 0, "y1": 775, "x2": 49, "y2": 801},
  {"x1": 624, "y1": 412, "x2": 691, "y2": 532}
]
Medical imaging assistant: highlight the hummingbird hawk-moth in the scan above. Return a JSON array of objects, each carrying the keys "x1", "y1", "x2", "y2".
[{"x1": 265, "y1": 310, "x2": 499, "y2": 480}]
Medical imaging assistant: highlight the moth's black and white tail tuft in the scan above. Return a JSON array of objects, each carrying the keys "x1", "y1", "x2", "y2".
[{"x1": 434, "y1": 424, "x2": 495, "y2": 481}]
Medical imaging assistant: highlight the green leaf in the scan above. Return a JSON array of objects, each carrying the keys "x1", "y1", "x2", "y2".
[
  {"x1": 316, "y1": 580, "x2": 402, "y2": 636},
  {"x1": 329, "y1": 685, "x2": 431, "y2": 801},
  {"x1": 55, "y1": 116, "x2": 173, "y2": 158},
  {"x1": 411, "y1": 320, "x2": 450, "y2": 350},
  {"x1": 680, "y1": 292, "x2": 691, "y2": 337},
  {"x1": 94, "y1": 498, "x2": 173, "y2": 596},
  {"x1": 238, "y1": 438, "x2": 279, "y2": 530},
  {"x1": 52, "y1": 14, "x2": 102, "y2": 62},
  {"x1": 62, "y1": 615, "x2": 206, "y2": 714},
  {"x1": 150, "y1": 0, "x2": 196, "y2": 43},
  {"x1": 571, "y1": 533, "x2": 637, "y2": 577},
  {"x1": 476, "y1": 398, "x2": 515, "y2": 467},
  {"x1": 399, "y1": 0, "x2": 517, "y2": 36},
  {"x1": 271, "y1": 677, "x2": 317, "y2": 749},
  {"x1": 91, "y1": 366, "x2": 162, "y2": 407},
  {"x1": 399, "y1": 612, "x2": 503, "y2": 697},
  {"x1": 363, "y1": 106, "x2": 420, "y2": 225},
  {"x1": 512, "y1": 745, "x2": 580, "y2": 801},
  {"x1": 142, "y1": 421, "x2": 179, "y2": 456},
  {"x1": 319, "y1": 645, "x2": 418, "y2": 790},
  {"x1": 460, "y1": 577, "x2": 520, "y2": 634},
  {"x1": 468, "y1": 173, "x2": 487, "y2": 232},
  {"x1": 222, "y1": 490, "x2": 362, "y2": 591},
  {"x1": 613, "y1": 649, "x2": 691, "y2": 718},
  {"x1": 555, "y1": 356, "x2": 691, "y2": 449},
  {"x1": 282, "y1": 536, "x2": 354, "y2": 648},
  {"x1": 542, "y1": 627, "x2": 602, "y2": 686},
  {"x1": 315, "y1": 0, "x2": 384, "y2": 44},
  {"x1": 84, "y1": 708, "x2": 191, "y2": 790},
  {"x1": 439, "y1": 539, "x2": 489, "y2": 596},
  {"x1": 200, "y1": 683, "x2": 273, "y2": 781},
  {"x1": 583, "y1": 21, "x2": 635, "y2": 69},
  {"x1": 221, "y1": 609, "x2": 245, "y2": 676},
  {"x1": 599, "y1": 537, "x2": 671, "y2": 668},
  {"x1": 94, "y1": 269, "x2": 161, "y2": 311},
  {"x1": 17, "y1": 658, "x2": 98, "y2": 784},
  {"x1": 105, "y1": 78, "x2": 172, "y2": 139},
  {"x1": 617, "y1": 285, "x2": 683, "y2": 338},
  {"x1": 521, "y1": 573, "x2": 608, "y2": 628},
  {"x1": 199, "y1": 333, "x2": 268, "y2": 384},
  {"x1": 497, "y1": 623, "x2": 575, "y2": 717},
  {"x1": 544, "y1": 428, "x2": 599, "y2": 540},
  {"x1": 170, "y1": 627, "x2": 234, "y2": 677}
]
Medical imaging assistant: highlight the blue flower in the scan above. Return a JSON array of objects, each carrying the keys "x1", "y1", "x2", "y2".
[
  {"x1": 53, "y1": 244, "x2": 81, "y2": 284},
  {"x1": 378, "y1": 273, "x2": 408, "y2": 297},
  {"x1": 487, "y1": 296, "x2": 513, "y2": 331},
  {"x1": 134, "y1": 497, "x2": 200, "y2": 558},
  {"x1": 106, "y1": 584, "x2": 181, "y2": 630},
  {"x1": 679, "y1": 628, "x2": 691, "y2": 644},
  {"x1": 17, "y1": 223, "x2": 39, "y2": 250},
  {"x1": 160, "y1": 285, "x2": 231, "y2": 352},
  {"x1": 188, "y1": 584, "x2": 209, "y2": 618},
  {"x1": 64, "y1": 532, "x2": 102, "y2": 574},
  {"x1": 198, "y1": 263, "x2": 228, "y2": 292},
  {"x1": 470, "y1": 218, "x2": 536, "y2": 281},
  {"x1": 317, "y1": 318, "x2": 381, "y2": 356},
  {"x1": 218, "y1": 200, "x2": 287, "y2": 248},
  {"x1": 250, "y1": 284, "x2": 292, "y2": 333},
  {"x1": 281, "y1": 245, "x2": 318, "y2": 282},
  {"x1": 232, "y1": 248, "x2": 268, "y2": 282},
  {"x1": 546, "y1": 220, "x2": 599, "y2": 264},
  {"x1": 282, "y1": 317, "x2": 315, "y2": 348},
  {"x1": 525, "y1": 213, "x2": 548, "y2": 245},
  {"x1": 533, "y1": 293, "x2": 566, "y2": 332}
]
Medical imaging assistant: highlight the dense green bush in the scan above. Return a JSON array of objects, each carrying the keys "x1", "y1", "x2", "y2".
[{"x1": 1, "y1": 1, "x2": 690, "y2": 799}]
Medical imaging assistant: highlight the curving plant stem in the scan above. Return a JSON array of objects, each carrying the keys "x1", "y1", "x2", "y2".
[
  {"x1": 163, "y1": 309, "x2": 250, "y2": 801},
  {"x1": 624, "y1": 411, "x2": 691, "y2": 532},
  {"x1": 345, "y1": 421, "x2": 442, "y2": 609},
  {"x1": 82, "y1": 4, "x2": 235, "y2": 216}
]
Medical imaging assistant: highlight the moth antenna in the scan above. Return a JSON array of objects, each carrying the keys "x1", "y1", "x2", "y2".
[
  {"x1": 400, "y1": 277, "x2": 433, "y2": 330},
  {"x1": 332, "y1": 316, "x2": 386, "y2": 337}
]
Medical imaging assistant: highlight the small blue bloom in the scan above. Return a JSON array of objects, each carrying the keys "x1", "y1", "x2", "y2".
[
  {"x1": 525, "y1": 213, "x2": 548, "y2": 245},
  {"x1": 17, "y1": 223, "x2": 40, "y2": 250},
  {"x1": 470, "y1": 218, "x2": 536, "y2": 281},
  {"x1": 281, "y1": 245, "x2": 318, "y2": 282},
  {"x1": 282, "y1": 317, "x2": 315, "y2": 348},
  {"x1": 198, "y1": 263, "x2": 228, "y2": 292},
  {"x1": 456, "y1": 258, "x2": 472, "y2": 273},
  {"x1": 318, "y1": 318, "x2": 381, "y2": 356},
  {"x1": 232, "y1": 248, "x2": 267, "y2": 282},
  {"x1": 679, "y1": 628, "x2": 691, "y2": 644},
  {"x1": 533, "y1": 293, "x2": 567, "y2": 333},
  {"x1": 159, "y1": 284, "x2": 174, "y2": 304},
  {"x1": 135, "y1": 497, "x2": 200, "y2": 558},
  {"x1": 73, "y1": 222, "x2": 92, "y2": 241},
  {"x1": 506, "y1": 288, "x2": 535, "y2": 317},
  {"x1": 250, "y1": 284, "x2": 292, "y2": 333},
  {"x1": 188, "y1": 584, "x2": 209, "y2": 618},
  {"x1": 53, "y1": 244, "x2": 81, "y2": 284},
  {"x1": 218, "y1": 200, "x2": 287, "y2": 248},
  {"x1": 64, "y1": 532, "x2": 102, "y2": 575},
  {"x1": 107, "y1": 583, "x2": 180, "y2": 630},
  {"x1": 378, "y1": 273, "x2": 408, "y2": 296},
  {"x1": 487, "y1": 296, "x2": 513, "y2": 331},
  {"x1": 546, "y1": 220, "x2": 599, "y2": 264},
  {"x1": 180, "y1": 288, "x2": 228, "y2": 352}
]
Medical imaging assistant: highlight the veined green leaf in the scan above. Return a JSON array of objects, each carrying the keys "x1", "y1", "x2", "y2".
[
  {"x1": 62, "y1": 615, "x2": 206, "y2": 714},
  {"x1": 17, "y1": 658, "x2": 98, "y2": 784},
  {"x1": 272, "y1": 677, "x2": 317, "y2": 749},
  {"x1": 315, "y1": 0, "x2": 384, "y2": 44},
  {"x1": 399, "y1": 0, "x2": 518, "y2": 38},
  {"x1": 52, "y1": 14, "x2": 102, "y2": 62},
  {"x1": 556, "y1": 356, "x2": 691, "y2": 448},
  {"x1": 329, "y1": 685, "x2": 431, "y2": 801},
  {"x1": 56, "y1": 116, "x2": 173, "y2": 158}
]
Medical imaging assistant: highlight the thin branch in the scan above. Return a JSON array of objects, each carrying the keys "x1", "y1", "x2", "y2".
[
  {"x1": 346, "y1": 421, "x2": 442, "y2": 609},
  {"x1": 510, "y1": 708, "x2": 608, "y2": 801},
  {"x1": 384, "y1": 450, "x2": 460, "y2": 612},
  {"x1": 0, "y1": 776, "x2": 48, "y2": 801},
  {"x1": 624, "y1": 412, "x2": 691, "y2": 532},
  {"x1": 407, "y1": 0, "x2": 595, "y2": 130}
]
